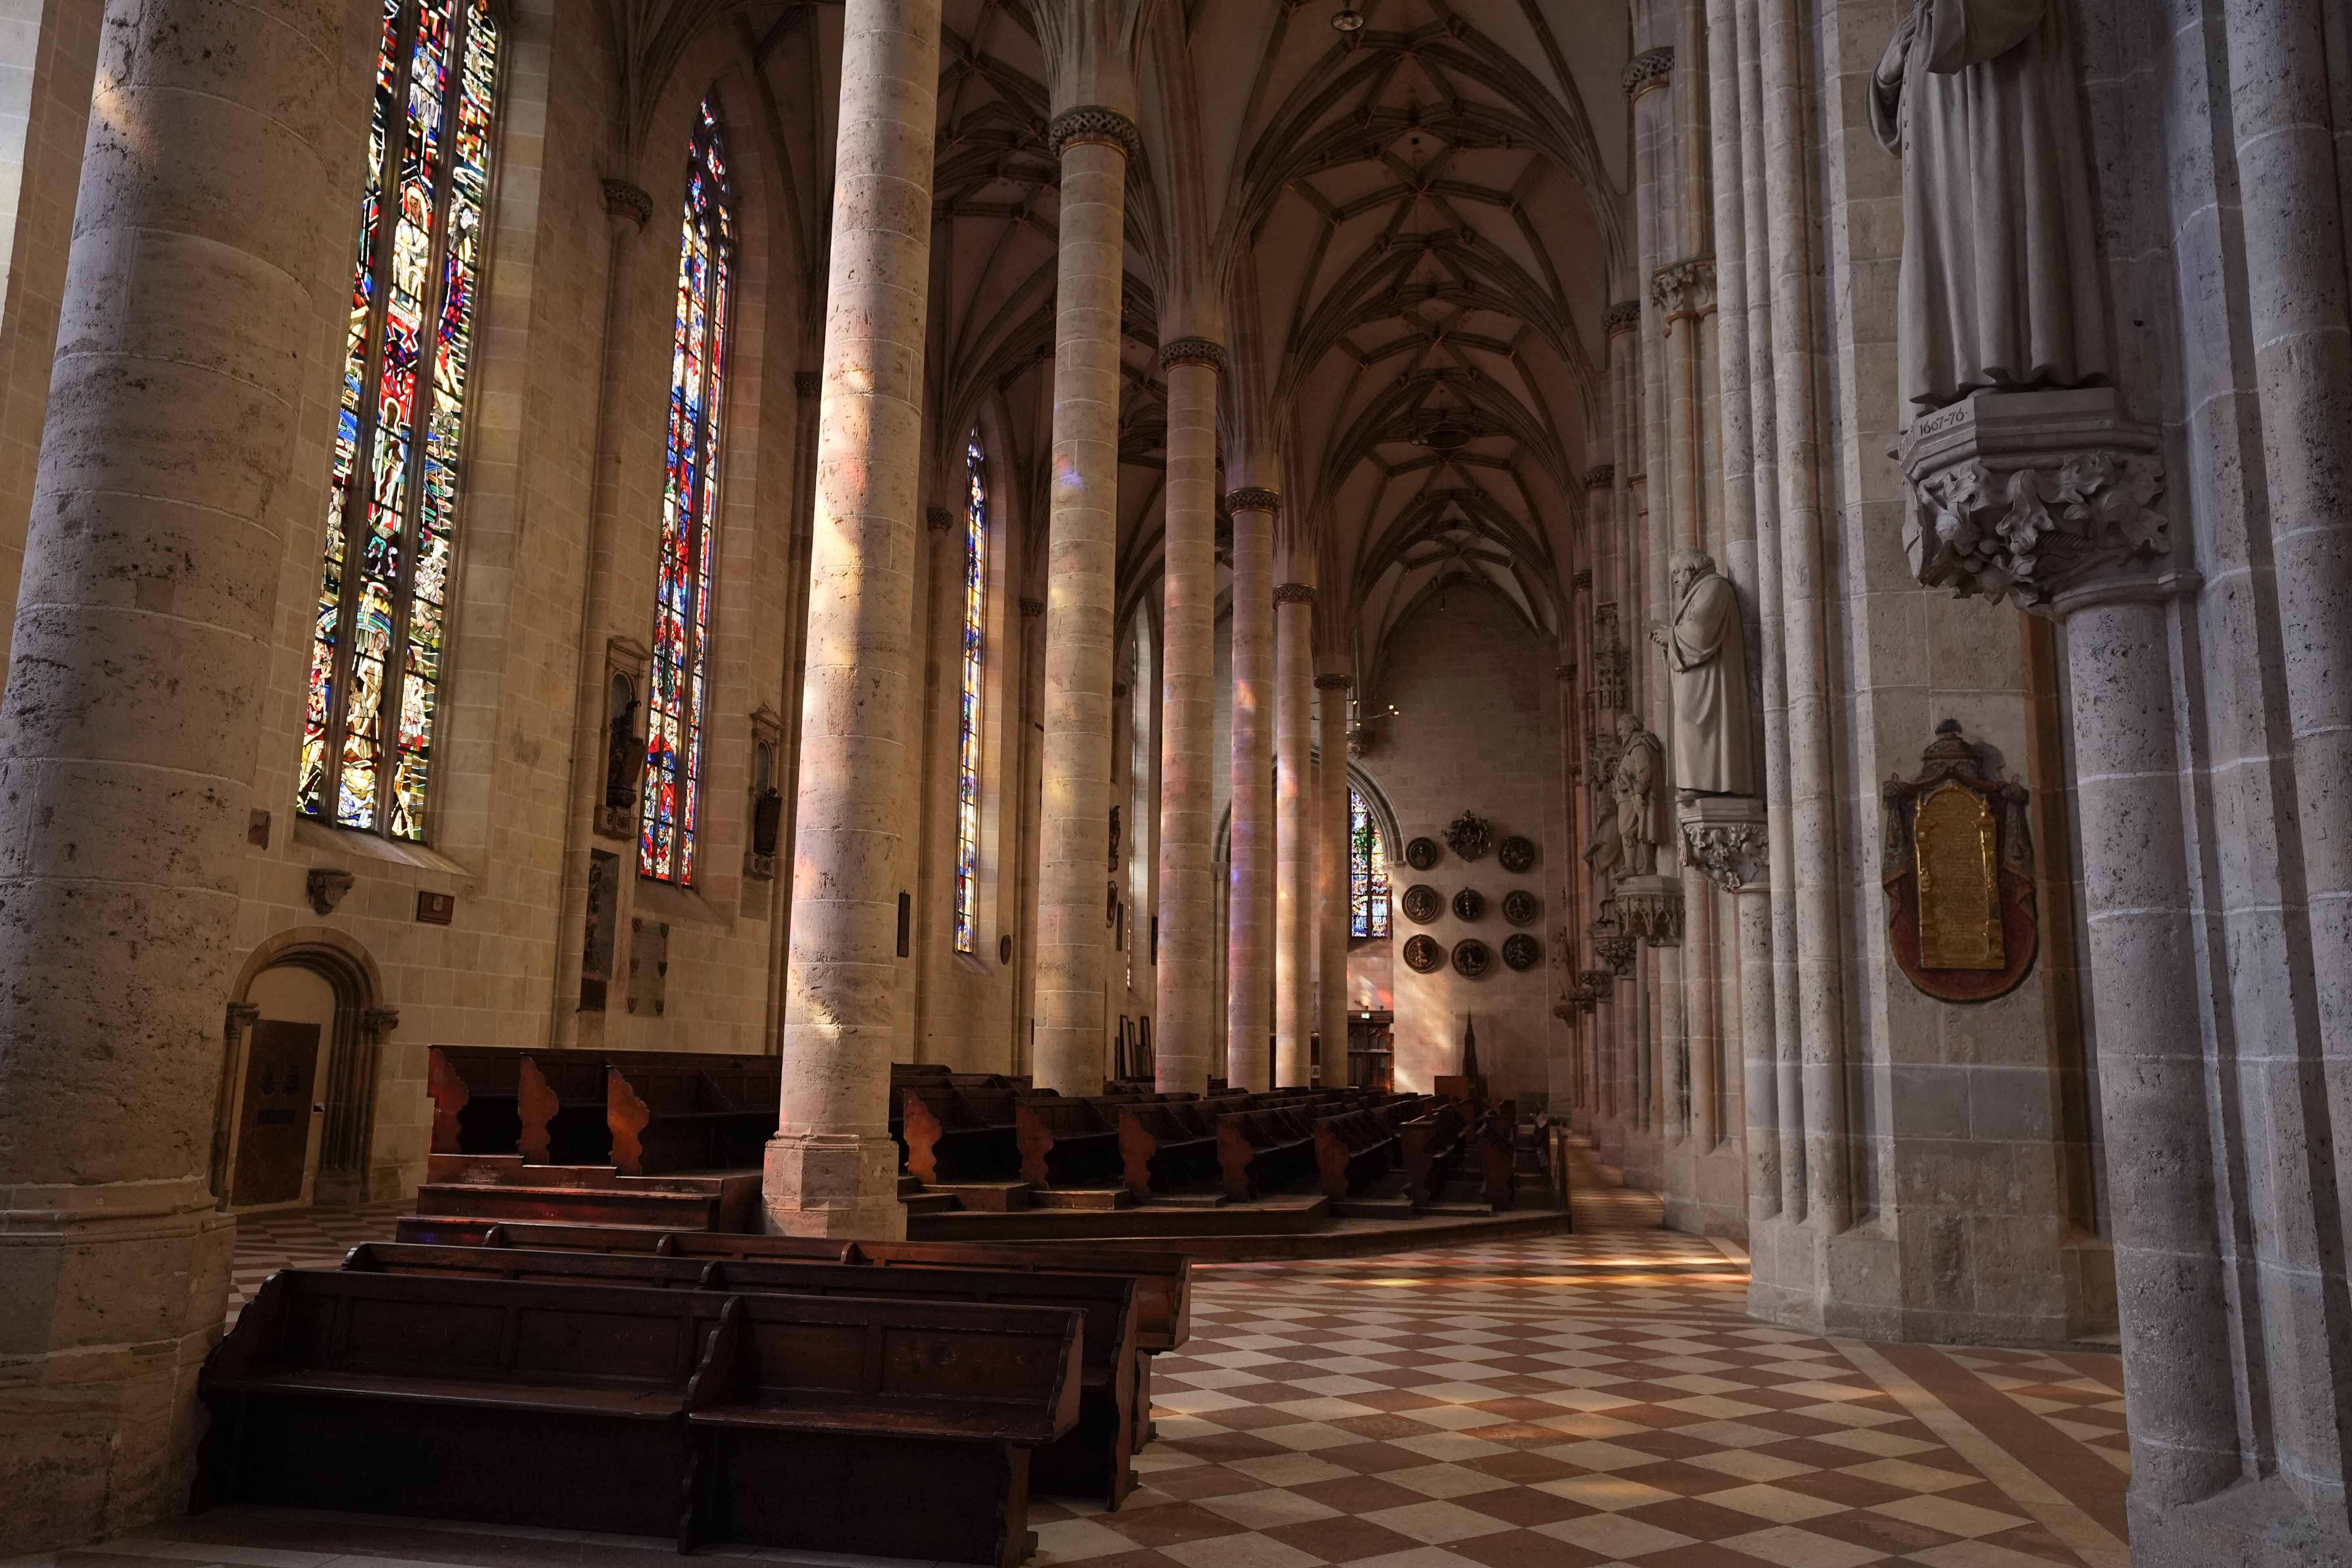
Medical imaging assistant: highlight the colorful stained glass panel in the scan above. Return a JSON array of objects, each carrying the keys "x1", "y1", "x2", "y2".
[
  {"x1": 954, "y1": 438, "x2": 988, "y2": 953},
  {"x1": 1351, "y1": 788, "x2": 1389, "y2": 938}
]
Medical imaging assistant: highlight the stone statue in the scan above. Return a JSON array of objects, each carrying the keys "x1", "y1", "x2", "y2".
[
  {"x1": 1586, "y1": 711, "x2": 1665, "y2": 880},
  {"x1": 1648, "y1": 549, "x2": 1757, "y2": 797},
  {"x1": 604, "y1": 678, "x2": 640, "y2": 811},
  {"x1": 1868, "y1": 0, "x2": 2107, "y2": 414}
]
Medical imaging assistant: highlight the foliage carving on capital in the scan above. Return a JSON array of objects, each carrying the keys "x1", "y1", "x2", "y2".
[
  {"x1": 1274, "y1": 583, "x2": 1317, "y2": 606},
  {"x1": 602, "y1": 178, "x2": 653, "y2": 227},
  {"x1": 1160, "y1": 337, "x2": 1226, "y2": 372},
  {"x1": 1582, "y1": 464, "x2": 1616, "y2": 491},
  {"x1": 1623, "y1": 47, "x2": 1674, "y2": 98},
  {"x1": 1019, "y1": 597, "x2": 1046, "y2": 618},
  {"x1": 1314, "y1": 673, "x2": 1352, "y2": 690},
  {"x1": 1679, "y1": 798, "x2": 1769, "y2": 894},
  {"x1": 1048, "y1": 105, "x2": 1140, "y2": 160},
  {"x1": 1225, "y1": 487, "x2": 1281, "y2": 515},
  {"x1": 926, "y1": 506, "x2": 953, "y2": 532},
  {"x1": 1603, "y1": 300, "x2": 1642, "y2": 337},
  {"x1": 1901, "y1": 388, "x2": 2166, "y2": 609},
  {"x1": 1651, "y1": 255, "x2": 1717, "y2": 330}
]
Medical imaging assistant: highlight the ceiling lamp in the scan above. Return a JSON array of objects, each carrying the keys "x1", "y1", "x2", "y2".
[{"x1": 1332, "y1": 5, "x2": 1365, "y2": 32}]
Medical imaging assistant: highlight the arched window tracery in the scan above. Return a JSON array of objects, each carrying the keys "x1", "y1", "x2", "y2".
[
  {"x1": 297, "y1": 0, "x2": 501, "y2": 839},
  {"x1": 1350, "y1": 787, "x2": 1389, "y2": 938},
  {"x1": 954, "y1": 435, "x2": 988, "y2": 953},
  {"x1": 639, "y1": 98, "x2": 735, "y2": 886}
]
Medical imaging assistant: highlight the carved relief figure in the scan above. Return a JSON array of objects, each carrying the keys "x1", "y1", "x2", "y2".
[
  {"x1": 1648, "y1": 550, "x2": 1756, "y2": 797},
  {"x1": 1586, "y1": 711, "x2": 1665, "y2": 879},
  {"x1": 1868, "y1": 0, "x2": 2107, "y2": 414}
]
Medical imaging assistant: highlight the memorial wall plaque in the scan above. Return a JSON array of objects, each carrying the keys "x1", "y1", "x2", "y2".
[{"x1": 1882, "y1": 720, "x2": 2037, "y2": 1003}]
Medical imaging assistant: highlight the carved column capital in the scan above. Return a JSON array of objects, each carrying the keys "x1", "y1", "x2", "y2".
[
  {"x1": 793, "y1": 370, "x2": 821, "y2": 398},
  {"x1": 1623, "y1": 47, "x2": 1674, "y2": 98},
  {"x1": 1313, "y1": 673, "x2": 1352, "y2": 690},
  {"x1": 926, "y1": 506, "x2": 954, "y2": 532},
  {"x1": 1273, "y1": 582, "x2": 1317, "y2": 605},
  {"x1": 1019, "y1": 597, "x2": 1047, "y2": 618},
  {"x1": 1604, "y1": 300, "x2": 1642, "y2": 337},
  {"x1": 602, "y1": 177, "x2": 653, "y2": 229},
  {"x1": 1225, "y1": 486, "x2": 1281, "y2": 515},
  {"x1": 1679, "y1": 796, "x2": 1769, "y2": 894},
  {"x1": 1651, "y1": 255, "x2": 1717, "y2": 331},
  {"x1": 1160, "y1": 337, "x2": 1226, "y2": 372},
  {"x1": 1901, "y1": 386, "x2": 2168, "y2": 610},
  {"x1": 361, "y1": 1005, "x2": 402, "y2": 1035},
  {"x1": 225, "y1": 1000, "x2": 261, "y2": 1032},
  {"x1": 1582, "y1": 464, "x2": 1616, "y2": 491},
  {"x1": 1590, "y1": 924, "x2": 1638, "y2": 977},
  {"x1": 1614, "y1": 874, "x2": 1684, "y2": 947},
  {"x1": 1047, "y1": 105, "x2": 1140, "y2": 160}
]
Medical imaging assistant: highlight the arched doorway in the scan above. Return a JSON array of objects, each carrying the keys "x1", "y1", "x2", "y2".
[{"x1": 215, "y1": 937, "x2": 394, "y2": 1210}]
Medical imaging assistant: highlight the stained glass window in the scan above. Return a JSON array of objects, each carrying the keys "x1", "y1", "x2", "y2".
[
  {"x1": 298, "y1": 0, "x2": 501, "y2": 839},
  {"x1": 954, "y1": 437, "x2": 988, "y2": 952},
  {"x1": 1350, "y1": 788, "x2": 1390, "y2": 938},
  {"x1": 639, "y1": 99, "x2": 735, "y2": 884}
]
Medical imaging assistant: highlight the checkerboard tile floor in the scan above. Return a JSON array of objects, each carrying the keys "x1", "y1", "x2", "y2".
[{"x1": 16, "y1": 1163, "x2": 2129, "y2": 1568}]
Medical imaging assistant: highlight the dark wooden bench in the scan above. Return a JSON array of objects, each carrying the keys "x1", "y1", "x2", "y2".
[
  {"x1": 425, "y1": 1045, "x2": 527, "y2": 1157},
  {"x1": 200, "y1": 1267, "x2": 1083, "y2": 1567},
  {"x1": 1217, "y1": 1107, "x2": 1319, "y2": 1199},
  {"x1": 412, "y1": 1153, "x2": 761, "y2": 1231},
  {"x1": 1118, "y1": 1102, "x2": 1222, "y2": 1195},
  {"x1": 345, "y1": 1240, "x2": 1140, "y2": 1508},
  {"x1": 608, "y1": 1057, "x2": 780, "y2": 1175},
  {"x1": 195, "y1": 1269, "x2": 730, "y2": 1537},
  {"x1": 1402, "y1": 1101, "x2": 1471, "y2": 1206},
  {"x1": 902, "y1": 1082, "x2": 1024, "y2": 1184},
  {"x1": 388, "y1": 1217, "x2": 1189, "y2": 1455},
  {"x1": 1017, "y1": 1096, "x2": 1125, "y2": 1187},
  {"x1": 1477, "y1": 1100, "x2": 1520, "y2": 1210},
  {"x1": 1314, "y1": 1107, "x2": 1396, "y2": 1198}
]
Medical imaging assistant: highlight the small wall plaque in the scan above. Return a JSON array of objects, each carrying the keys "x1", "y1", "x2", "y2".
[
  {"x1": 1501, "y1": 933, "x2": 1542, "y2": 971},
  {"x1": 1502, "y1": 889, "x2": 1540, "y2": 926},
  {"x1": 1451, "y1": 937, "x2": 1492, "y2": 977},
  {"x1": 416, "y1": 891, "x2": 455, "y2": 925},
  {"x1": 1452, "y1": 887, "x2": 1485, "y2": 922},
  {"x1": 1405, "y1": 836, "x2": 1441, "y2": 871},
  {"x1": 1403, "y1": 934, "x2": 1445, "y2": 973},
  {"x1": 1401, "y1": 884, "x2": 1442, "y2": 924},
  {"x1": 1882, "y1": 721, "x2": 2037, "y2": 1003},
  {"x1": 1498, "y1": 834, "x2": 1536, "y2": 873}
]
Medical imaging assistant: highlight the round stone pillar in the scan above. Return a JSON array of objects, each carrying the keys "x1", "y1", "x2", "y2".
[
  {"x1": 1316, "y1": 671, "x2": 1353, "y2": 1090},
  {"x1": 1031, "y1": 105, "x2": 1134, "y2": 1095},
  {"x1": 1225, "y1": 488, "x2": 1278, "y2": 1090},
  {"x1": 1273, "y1": 583, "x2": 1316, "y2": 1087},
  {"x1": 0, "y1": 0, "x2": 342, "y2": 1546},
  {"x1": 1154, "y1": 339, "x2": 1223, "y2": 1092},
  {"x1": 768, "y1": 0, "x2": 943, "y2": 1239}
]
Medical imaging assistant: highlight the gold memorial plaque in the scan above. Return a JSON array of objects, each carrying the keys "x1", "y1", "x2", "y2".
[{"x1": 1915, "y1": 781, "x2": 2003, "y2": 970}]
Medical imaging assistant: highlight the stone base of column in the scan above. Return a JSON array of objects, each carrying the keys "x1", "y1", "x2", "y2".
[
  {"x1": 761, "y1": 1132, "x2": 908, "y2": 1240},
  {"x1": 1660, "y1": 1141, "x2": 1749, "y2": 1242},
  {"x1": 1746, "y1": 1211, "x2": 2115, "y2": 1346},
  {"x1": 0, "y1": 1180, "x2": 233, "y2": 1553}
]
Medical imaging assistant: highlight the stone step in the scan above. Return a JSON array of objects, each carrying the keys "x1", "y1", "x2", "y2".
[{"x1": 1030, "y1": 1185, "x2": 1136, "y2": 1210}]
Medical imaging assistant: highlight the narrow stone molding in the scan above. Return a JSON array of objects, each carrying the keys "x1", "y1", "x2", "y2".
[
  {"x1": 601, "y1": 177, "x2": 653, "y2": 228},
  {"x1": 1603, "y1": 300, "x2": 1642, "y2": 337},
  {"x1": 1623, "y1": 47, "x2": 1674, "y2": 98},
  {"x1": 1273, "y1": 583, "x2": 1318, "y2": 605},
  {"x1": 1900, "y1": 386, "x2": 2166, "y2": 608},
  {"x1": 1159, "y1": 337, "x2": 1227, "y2": 372},
  {"x1": 1047, "y1": 105, "x2": 1140, "y2": 160},
  {"x1": 1225, "y1": 486, "x2": 1281, "y2": 515}
]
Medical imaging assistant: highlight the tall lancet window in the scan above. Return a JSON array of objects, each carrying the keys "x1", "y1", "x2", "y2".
[
  {"x1": 640, "y1": 99, "x2": 735, "y2": 885},
  {"x1": 1350, "y1": 788, "x2": 1389, "y2": 938},
  {"x1": 298, "y1": 0, "x2": 501, "y2": 838},
  {"x1": 954, "y1": 436, "x2": 988, "y2": 952}
]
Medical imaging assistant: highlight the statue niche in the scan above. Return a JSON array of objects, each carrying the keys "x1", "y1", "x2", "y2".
[
  {"x1": 1648, "y1": 549, "x2": 1756, "y2": 797},
  {"x1": 1869, "y1": 0, "x2": 2107, "y2": 415}
]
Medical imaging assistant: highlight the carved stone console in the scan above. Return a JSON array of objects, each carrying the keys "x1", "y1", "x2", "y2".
[
  {"x1": 1614, "y1": 873, "x2": 1683, "y2": 948},
  {"x1": 1900, "y1": 386, "x2": 2165, "y2": 607},
  {"x1": 596, "y1": 635, "x2": 653, "y2": 842},
  {"x1": 1680, "y1": 796, "x2": 1768, "y2": 894}
]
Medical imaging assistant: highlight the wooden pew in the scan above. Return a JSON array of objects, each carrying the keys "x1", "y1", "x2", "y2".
[
  {"x1": 1216, "y1": 1107, "x2": 1319, "y2": 1199},
  {"x1": 1402, "y1": 1100, "x2": 1471, "y2": 1207},
  {"x1": 200, "y1": 1268, "x2": 1082, "y2": 1567},
  {"x1": 389, "y1": 1217, "x2": 1189, "y2": 1456},
  {"x1": 901, "y1": 1081, "x2": 1023, "y2": 1184},
  {"x1": 1017, "y1": 1096, "x2": 1124, "y2": 1187},
  {"x1": 195, "y1": 1269, "x2": 730, "y2": 1537},
  {"x1": 344, "y1": 1240, "x2": 1140, "y2": 1508},
  {"x1": 1117, "y1": 1102, "x2": 1221, "y2": 1195},
  {"x1": 607, "y1": 1058, "x2": 780, "y2": 1175},
  {"x1": 692, "y1": 1289, "x2": 1080, "y2": 1567},
  {"x1": 413, "y1": 1153, "x2": 760, "y2": 1231},
  {"x1": 424, "y1": 1045, "x2": 526, "y2": 1156},
  {"x1": 1477, "y1": 1100, "x2": 1520, "y2": 1211}
]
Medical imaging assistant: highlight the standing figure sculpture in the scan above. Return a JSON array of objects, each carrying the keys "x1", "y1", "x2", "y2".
[
  {"x1": 1587, "y1": 711, "x2": 1666, "y2": 879},
  {"x1": 1649, "y1": 550, "x2": 1757, "y2": 797},
  {"x1": 1868, "y1": 0, "x2": 2107, "y2": 413}
]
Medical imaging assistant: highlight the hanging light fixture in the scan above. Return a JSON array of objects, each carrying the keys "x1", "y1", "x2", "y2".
[{"x1": 1332, "y1": 4, "x2": 1365, "y2": 32}]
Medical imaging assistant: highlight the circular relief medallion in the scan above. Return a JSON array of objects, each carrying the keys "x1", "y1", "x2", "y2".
[
  {"x1": 1401, "y1": 884, "x2": 1443, "y2": 924},
  {"x1": 1403, "y1": 934, "x2": 1446, "y2": 973},
  {"x1": 1502, "y1": 889, "x2": 1540, "y2": 926},
  {"x1": 1405, "y1": 836, "x2": 1442, "y2": 871},
  {"x1": 1502, "y1": 933, "x2": 1542, "y2": 971},
  {"x1": 1498, "y1": 835, "x2": 1537, "y2": 874},
  {"x1": 1452, "y1": 887, "x2": 1486, "y2": 922},
  {"x1": 1452, "y1": 938, "x2": 1492, "y2": 978}
]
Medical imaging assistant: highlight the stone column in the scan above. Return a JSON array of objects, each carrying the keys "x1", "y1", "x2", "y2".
[
  {"x1": 1272, "y1": 580, "x2": 1316, "y2": 1088},
  {"x1": 1225, "y1": 488, "x2": 1278, "y2": 1090},
  {"x1": 0, "y1": 0, "x2": 339, "y2": 1546},
  {"x1": 1685, "y1": 800, "x2": 1772, "y2": 1225},
  {"x1": 768, "y1": 0, "x2": 942, "y2": 1239},
  {"x1": 1031, "y1": 105, "x2": 1135, "y2": 1094},
  {"x1": 1316, "y1": 669, "x2": 1352, "y2": 1087},
  {"x1": 1154, "y1": 338, "x2": 1223, "y2": 1092}
]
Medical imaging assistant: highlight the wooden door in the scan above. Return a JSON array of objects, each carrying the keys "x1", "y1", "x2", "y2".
[{"x1": 233, "y1": 1020, "x2": 321, "y2": 1206}]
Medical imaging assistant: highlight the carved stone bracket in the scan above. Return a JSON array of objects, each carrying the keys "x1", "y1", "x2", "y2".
[
  {"x1": 1622, "y1": 47, "x2": 1674, "y2": 98},
  {"x1": 306, "y1": 867, "x2": 354, "y2": 915},
  {"x1": 1901, "y1": 386, "x2": 2166, "y2": 608},
  {"x1": 1160, "y1": 337, "x2": 1227, "y2": 372},
  {"x1": 1582, "y1": 464, "x2": 1615, "y2": 492},
  {"x1": 1274, "y1": 582, "x2": 1318, "y2": 605},
  {"x1": 1314, "y1": 673, "x2": 1351, "y2": 691},
  {"x1": 1614, "y1": 873, "x2": 1684, "y2": 948},
  {"x1": 601, "y1": 177, "x2": 652, "y2": 228},
  {"x1": 1591, "y1": 922, "x2": 1638, "y2": 977},
  {"x1": 1650, "y1": 255, "x2": 1717, "y2": 332},
  {"x1": 1046, "y1": 105, "x2": 1140, "y2": 160},
  {"x1": 1018, "y1": 597, "x2": 1046, "y2": 618},
  {"x1": 926, "y1": 506, "x2": 953, "y2": 532},
  {"x1": 1225, "y1": 486, "x2": 1281, "y2": 515},
  {"x1": 1603, "y1": 300, "x2": 1642, "y2": 337},
  {"x1": 1679, "y1": 796, "x2": 1768, "y2": 894}
]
